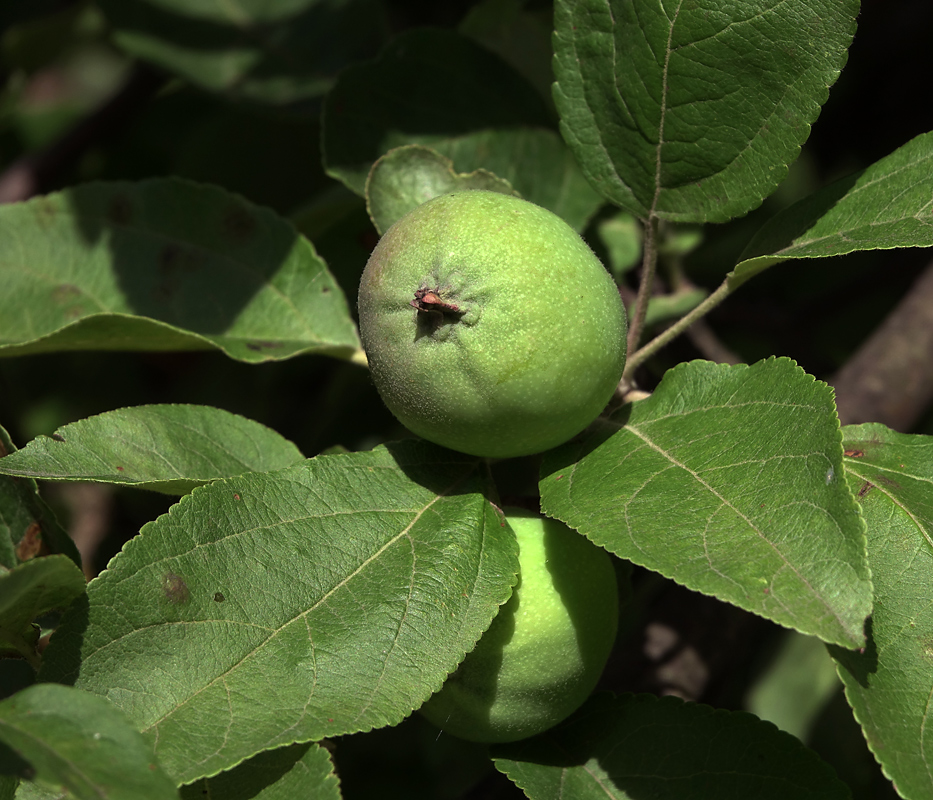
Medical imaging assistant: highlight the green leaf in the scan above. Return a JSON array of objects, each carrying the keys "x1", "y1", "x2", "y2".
[
  {"x1": 459, "y1": 0, "x2": 556, "y2": 111},
  {"x1": 98, "y1": 0, "x2": 387, "y2": 105},
  {"x1": 596, "y1": 212, "x2": 642, "y2": 278},
  {"x1": 0, "y1": 556, "x2": 85, "y2": 668},
  {"x1": 540, "y1": 357, "x2": 871, "y2": 648},
  {"x1": 7, "y1": 779, "x2": 60, "y2": 799},
  {"x1": 0, "y1": 683, "x2": 176, "y2": 800},
  {"x1": 639, "y1": 287, "x2": 708, "y2": 329},
  {"x1": 0, "y1": 425, "x2": 80, "y2": 571},
  {"x1": 553, "y1": 0, "x2": 858, "y2": 222},
  {"x1": 120, "y1": 0, "x2": 326, "y2": 21},
  {"x1": 732, "y1": 131, "x2": 933, "y2": 288},
  {"x1": 0, "y1": 405, "x2": 305, "y2": 495},
  {"x1": 430, "y1": 129, "x2": 605, "y2": 232},
  {"x1": 745, "y1": 631, "x2": 841, "y2": 742},
  {"x1": 322, "y1": 28, "x2": 553, "y2": 196},
  {"x1": 0, "y1": 179, "x2": 360, "y2": 363},
  {"x1": 493, "y1": 693, "x2": 851, "y2": 799},
  {"x1": 38, "y1": 442, "x2": 519, "y2": 785},
  {"x1": 0, "y1": 775, "x2": 16, "y2": 799},
  {"x1": 180, "y1": 742, "x2": 339, "y2": 800},
  {"x1": 831, "y1": 424, "x2": 933, "y2": 800},
  {"x1": 365, "y1": 146, "x2": 518, "y2": 236}
]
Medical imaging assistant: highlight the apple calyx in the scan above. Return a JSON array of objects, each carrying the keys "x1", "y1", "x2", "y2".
[{"x1": 410, "y1": 286, "x2": 465, "y2": 316}]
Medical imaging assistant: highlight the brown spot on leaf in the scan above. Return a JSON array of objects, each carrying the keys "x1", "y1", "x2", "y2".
[
  {"x1": 34, "y1": 197, "x2": 58, "y2": 229},
  {"x1": 857, "y1": 481, "x2": 875, "y2": 499},
  {"x1": 162, "y1": 572, "x2": 190, "y2": 605},
  {"x1": 920, "y1": 636, "x2": 933, "y2": 662},
  {"x1": 52, "y1": 284, "x2": 82, "y2": 303},
  {"x1": 159, "y1": 243, "x2": 184, "y2": 273},
  {"x1": 844, "y1": 449, "x2": 864, "y2": 458},
  {"x1": 213, "y1": 592, "x2": 226, "y2": 603},
  {"x1": 156, "y1": 244, "x2": 194, "y2": 300},
  {"x1": 246, "y1": 341, "x2": 283, "y2": 351}
]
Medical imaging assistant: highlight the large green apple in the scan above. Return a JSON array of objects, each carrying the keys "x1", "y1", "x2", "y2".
[
  {"x1": 419, "y1": 507, "x2": 618, "y2": 743},
  {"x1": 357, "y1": 190, "x2": 626, "y2": 458}
]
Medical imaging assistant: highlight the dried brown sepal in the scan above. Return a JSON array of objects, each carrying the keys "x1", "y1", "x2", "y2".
[{"x1": 411, "y1": 287, "x2": 464, "y2": 315}]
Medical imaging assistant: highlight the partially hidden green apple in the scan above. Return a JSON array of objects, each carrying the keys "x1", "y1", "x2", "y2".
[
  {"x1": 419, "y1": 507, "x2": 619, "y2": 743},
  {"x1": 357, "y1": 190, "x2": 627, "y2": 458}
]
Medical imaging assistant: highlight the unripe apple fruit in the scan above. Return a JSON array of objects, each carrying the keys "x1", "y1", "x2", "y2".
[
  {"x1": 357, "y1": 191, "x2": 626, "y2": 458},
  {"x1": 419, "y1": 507, "x2": 618, "y2": 743}
]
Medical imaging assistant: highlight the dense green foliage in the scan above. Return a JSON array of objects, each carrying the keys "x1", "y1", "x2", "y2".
[{"x1": 1, "y1": 1, "x2": 932, "y2": 799}]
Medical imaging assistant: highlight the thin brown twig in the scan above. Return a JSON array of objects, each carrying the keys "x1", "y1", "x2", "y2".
[{"x1": 830, "y1": 257, "x2": 933, "y2": 430}]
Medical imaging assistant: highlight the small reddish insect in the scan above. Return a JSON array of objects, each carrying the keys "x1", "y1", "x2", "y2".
[{"x1": 411, "y1": 287, "x2": 462, "y2": 314}]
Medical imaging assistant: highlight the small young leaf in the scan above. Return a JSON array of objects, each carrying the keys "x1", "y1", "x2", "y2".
[
  {"x1": 638, "y1": 287, "x2": 708, "y2": 329},
  {"x1": 38, "y1": 442, "x2": 519, "y2": 785},
  {"x1": 0, "y1": 556, "x2": 86, "y2": 667},
  {"x1": 493, "y1": 693, "x2": 851, "y2": 799},
  {"x1": 322, "y1": 28, "x2": 552, "y2": 195},
  {"x1": 0, "y1": 179, "x2": 360, "y2": 363},
  {"x1": 732, "y1": 131, "x2": 933, "y2": 288},
  {"x1": 831, "y1": 424, "x2": 933, "y2": 800},
  {"x1": 0, "y1": 425, "x2": 80, "y2": 571},
  {"x1": 0, "y1": 405, "x2": 304, "y2": 495},
  {"x1": 430, "y1": 129, "x2": 604, "y2": 231},
  {"x1": 553, "y1": 0, "x2": 858, "y2": 222},
  {"x1": 366, "y1": 145, "x2": 518, "y2": 236},
  {"x1": 597, "y1": 212, "x2": 642, "y2": 278},
  {"x1": 0, "y1": 683, "x2": 176, "y2": 800},
  {"x1": 540, "y1": 357, "x2": 871, "y2": 648},
  {"x1": 179, "y1": 742, "x2": 340, "y2": 800}
]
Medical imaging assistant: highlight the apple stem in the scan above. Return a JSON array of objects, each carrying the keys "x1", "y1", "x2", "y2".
[
  {"x1": 623, "y1": 278, "x2": 733, "y2": 379},
  {"x1": 626, "y1": 216, "x2": 659, "y2": 356}
]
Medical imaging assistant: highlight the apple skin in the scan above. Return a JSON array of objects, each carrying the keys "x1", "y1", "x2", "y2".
[
  {"x1": 419, "y1": 507, "x2": 618, "y2": 743},
  {"x1": 357, "y1": 191, "x2": 626, "y2": 458}
]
